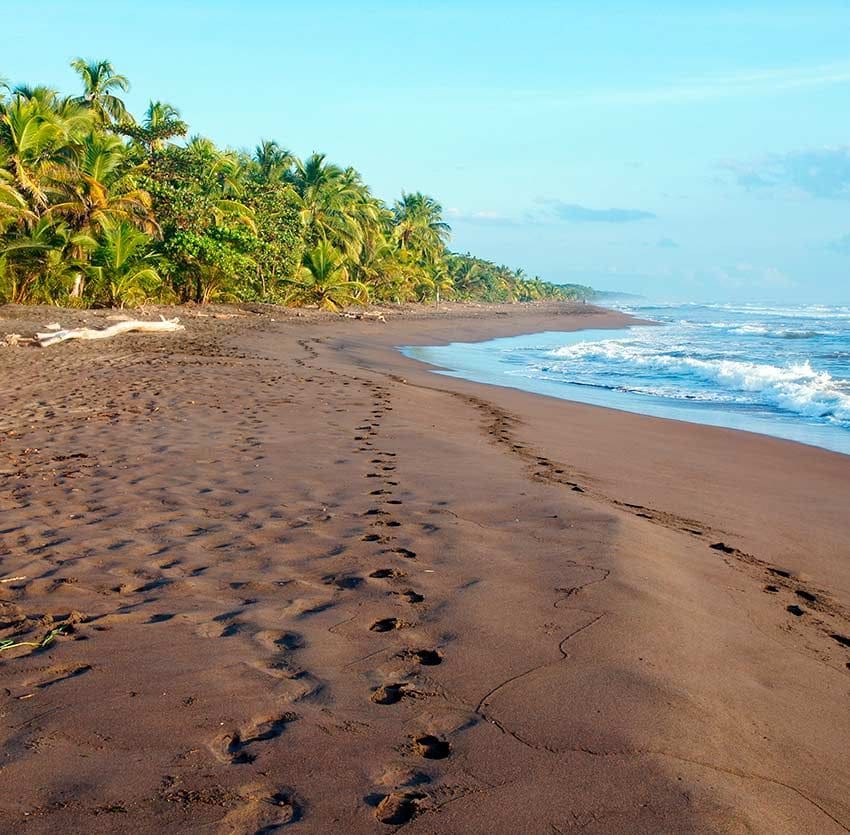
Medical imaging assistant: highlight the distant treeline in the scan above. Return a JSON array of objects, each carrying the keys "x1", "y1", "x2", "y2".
[{"x1": 0, "y1": 60, "x2": 593, "y2": 309}]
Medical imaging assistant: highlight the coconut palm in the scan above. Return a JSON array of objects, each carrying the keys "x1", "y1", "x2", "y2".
[
  {"x1": 70, "y1": 58, "x2": 130, "y2": 125},
  {"x1": 286, "y1": 240, "x2": 368, "y2": 310},
  {"x1": 253, "y1": 140, "x2": 294, "y2": 183},
  {"x1": 0, "y1": 217, "x2": 91, "y2": 303},
  {"x1": 427, "y1": 261, "x2": 453, "y2": 304},
  {"x1": 0, "y1": 157, "x2": 35, "y2": 232},
  {"x1": 392, "y1": 191, "x2": 451, "y2": 262},
  {"x1": 1, "y1": 63, "x2": 573, "y2": 308},
  {"x1": 122, "y1": 101, "x2": 187, "y2": 151},
  {"x1": 47, "y1": 131, "x2": 157, "y2": 239},
  {"x1": 289, "y1": 153, "x2": 371, "y2": 257},
  {"x1": 86, "y1": 220, "x2": 161, "y2": 306},
  {"x1": 0, "y1": 95, "x2": 68, "y2": 213}
]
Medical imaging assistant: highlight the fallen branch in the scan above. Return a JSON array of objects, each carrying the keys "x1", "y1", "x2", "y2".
[
  {"x1": 1, "y1": 334, "x2": 33, "y2": 348},
  {"x1": 35, "y1": 317, "x2": 184, "y2": 347},
  {"x1": 339, "y1": 311, "x2": 386, "y2": 322}
]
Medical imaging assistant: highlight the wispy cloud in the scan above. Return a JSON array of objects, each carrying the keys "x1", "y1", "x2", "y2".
[
  {"x1": 723, "y1": 147, "x2": 850, "y2": 199},
  {"x1": 445, "y1": 207, "x2": 517, "y2": 226},
  {"x1": 535, "y1": 199, "x2": 656, "y2": 224},
  {"x1": 579, "y1": 61, "x2": 850, "y2": 106}
]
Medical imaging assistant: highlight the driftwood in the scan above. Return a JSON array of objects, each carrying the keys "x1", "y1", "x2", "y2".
[
  {"x1": 339, "y1": 311, "x2": 387, "y2": 322},
  {"x1": 35, "y1": 318, "x2": 185, "y2": 348}
]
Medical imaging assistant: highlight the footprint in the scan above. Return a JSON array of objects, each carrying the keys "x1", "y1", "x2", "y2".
[
  {"x1": 323, "y1": 575, "x2": 364, "y2": 590},
  {"x1": 218, "y1": 714, "x2": 298, "y2": 765},
  {"x1": 394, "y1": 590, "x2": 424, "y2": 604},
  {"x1": 399, "y1": 648, "x2": 442, "y2": 666},
  {"x1": 370, "y1": 618, "x2": 409, "y2": 633},
  {"x1": 371, "y1": 682, "x2": 411, "y2": 705},
  {"x1": 370, "y1": 568, "x2": 405, "y2": 579},
  {"x1": 390, "y1": 548, "x2": 416, "y2": 560},
  {"x1": 786, "y1": 604, "x2": 805, "y2": 617},
  {"x1": 768, "y1": 567, "x2": 794, "y2": 579},
  {"x1": 374, "y1": 791, "x2": 426, "y2": 825},
  {"x1": 412, "y1": 734, "x2": 450, "y2": 759},
  {"x1": 221, "y1": 787, "x2": 301, "y2": 832},
  {"x1": 255, "y1": 791, "x2": 300, "y2": 831}
]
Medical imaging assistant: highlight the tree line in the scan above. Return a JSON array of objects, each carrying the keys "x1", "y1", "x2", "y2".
[{"x1": 1, "y1": 60, "x2": 593, "y2": 309}]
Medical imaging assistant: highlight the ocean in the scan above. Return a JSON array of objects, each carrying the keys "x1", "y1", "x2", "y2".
[{"x1": 403, "y1": 302, "x2": 850, "y2": 456}]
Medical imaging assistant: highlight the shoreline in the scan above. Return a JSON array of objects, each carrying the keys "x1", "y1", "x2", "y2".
[
  {"x1": 1, "y1": 303, "x2": 849, "y2": 833},
  {"x1": 384, "y1": 306, "x2": 850, "y2": 459},
  {"x1": 401, "y1": 341, "x2": 850, "y2": 459}
]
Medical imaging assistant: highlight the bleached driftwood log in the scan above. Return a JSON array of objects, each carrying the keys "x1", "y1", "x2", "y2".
[
  {"x1": 35, "y1": 318, "x2": 185, "y2": 348},
  {"x1": 339, "y1": 311, "x2": 387, "y2": 322}
]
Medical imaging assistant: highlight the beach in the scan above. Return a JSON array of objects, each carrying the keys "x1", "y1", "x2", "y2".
[{"x1": 1, "y1": 301, "x2": 849, "y2": 834}]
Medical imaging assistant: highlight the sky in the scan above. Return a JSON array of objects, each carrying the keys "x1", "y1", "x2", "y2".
[{"x1": 4, "y1": 0, "x2": 850, "y2": 302}]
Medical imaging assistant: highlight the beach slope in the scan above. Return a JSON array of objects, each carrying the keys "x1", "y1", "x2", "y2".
[{"x1": 1, "y1": 302, "x2": 848, "y2": 834}]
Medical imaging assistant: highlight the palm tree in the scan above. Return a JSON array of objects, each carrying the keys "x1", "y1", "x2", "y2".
[
  {"x1": 87, "y1": 220, "x2": 161, "y2": 306},
  {"x1": 290, "y1": 153, "x2": 372, "y2": 258},
  {"x1": 70, "y1": 58, "x2": 130, "y2": 125},
  {"x1": 122, "y1": 101, "x2": 187, "y2": 151},
  {"x1": 392, "y1": 191, "x2": 451, "y2": 261},
  {"x1": 449, "y1": 255, "x2": 485, "y2": 299},
  {"x1": 0, "y1": 95, "x2": 67, "y2": 213},
  {"x1": 1, "y1": 62, "x2": 572, "y2": 309},
  {"x1": 253, "y1": 140, "x2": 294, "y2": 183},
  {"x1": 286, "y1": 240, "x2": 368, "y2": 310},
  {"x1": 0, "y1": 217, "x2": 90, "y2": 303},
  {"x1": 47, "y1": 131, "x2": 157, "y2": 239},
  {"x1": 0, "y1": 152, "x2": 35, "y2": 233},
  {"x1": 427, "y1": 261, "x2": 453, "y2": 305}
]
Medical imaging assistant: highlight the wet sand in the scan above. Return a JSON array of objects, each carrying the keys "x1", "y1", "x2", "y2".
[{"x1": 1, "y1": 302, "x2": 849, "y2": 834}]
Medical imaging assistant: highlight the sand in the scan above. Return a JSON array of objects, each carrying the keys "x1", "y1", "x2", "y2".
[{"x1": 1, "y1": 301, "x2": 848, "y2": 834}]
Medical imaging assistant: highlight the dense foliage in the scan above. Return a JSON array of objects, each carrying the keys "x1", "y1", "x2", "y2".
[{"x1": 0, "y1": 60, "x2": 592, "y2": 309}]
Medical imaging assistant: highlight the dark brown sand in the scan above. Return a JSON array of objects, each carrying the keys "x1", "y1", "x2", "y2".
[{"x1": 1, "y1": 302, "x2": 848, "y2": 834}]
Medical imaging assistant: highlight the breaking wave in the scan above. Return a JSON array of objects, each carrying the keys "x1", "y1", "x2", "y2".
[{"x1": 549, "y1": 341, "x2": 850, "y2": 423}]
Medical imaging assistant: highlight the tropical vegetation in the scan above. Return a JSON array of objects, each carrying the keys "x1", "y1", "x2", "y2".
[{"x1": 0, "y1": 61, "x2": 592, "y2": 309}]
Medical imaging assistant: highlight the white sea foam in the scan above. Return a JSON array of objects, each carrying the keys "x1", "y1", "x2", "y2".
[
  {"x1": 549, "y1": 340, "x2": 850, "y2": 422},
  {"x1": 730, "y1": 324, "x2": 770, "y2": 335}
]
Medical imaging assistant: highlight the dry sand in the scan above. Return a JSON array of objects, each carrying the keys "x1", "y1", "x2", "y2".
[{"x1": 1, "y1": 301, "x2": 848, "y2": 834}]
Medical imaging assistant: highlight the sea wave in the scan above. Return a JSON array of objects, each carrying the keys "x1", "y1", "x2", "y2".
[
  {"x1": 700, "y1": 322, "x2": 823, "y2": 338},
  {"x1": 624, "y1": 302, "x2": 850, "y2": 320},
  {"x1": 549, "y1": 341, "x2": 850, "y2": 422}
]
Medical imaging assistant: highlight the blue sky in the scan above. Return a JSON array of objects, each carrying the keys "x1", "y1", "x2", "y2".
[{"x1": 5, "y1": 1, "x2": 850, "y2": 302}]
